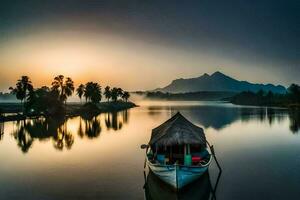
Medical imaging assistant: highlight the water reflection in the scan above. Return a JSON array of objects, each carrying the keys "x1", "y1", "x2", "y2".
[
  {"x1": 158, "y1": 106, "x2": 300, "y2": 133},
  {"x1": 7, "y1": 109, "x2": 130, "y2": 153},
  {"x1": 289, "y1": 110, "x2": 300, "y2": 134},
  {"x1": 144, "y1": 170, "x2": 221, "y2": 200},
  {"x1": 11, "y1": 120, "x2": 33, "y2": 153},
  {"x1": 0, "y1": 121, "x2": 3, "y2": 141},
  {"x1": 82, "y1": 115, "x2": 102, "y2": 138},
  {"x1": 105, "y1": 110, "x2": 129, "y2": 131},
  {"x1": 52, "y1": 121, "x2": 74, "y2": 151}
]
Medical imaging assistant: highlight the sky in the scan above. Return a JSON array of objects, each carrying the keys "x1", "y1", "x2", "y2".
[{"x1": 0, "y1": 0, "x2": 299, "y2": 91}]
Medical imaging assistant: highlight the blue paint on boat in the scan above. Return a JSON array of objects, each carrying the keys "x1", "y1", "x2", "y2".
[{"x1": 147, "y1": 152, "x2": 212, "y2": 189}]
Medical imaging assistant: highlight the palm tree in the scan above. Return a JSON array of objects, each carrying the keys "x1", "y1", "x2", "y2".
[
  {"x1": 51, "y1": 75, "x2": 74, "y2": 105},
  {"x1": 117, "y1": 88, "x2": 123, "y2": 99},
  {"x1": 76, "y1": 84, "x2": 85, "y2": 104},
  {"x1": 65, "y1": 78, "x2": 75, "y2": 102},
  {"x1": 122, "y1": 91, "x2": 130, "y2": 102},
  {"x1": 111, "y1": 87, "x2": 119, "y2": 102},
  {"x1": 84, "y1": 82, "x2": 93, "y2": 102},
  {"x1": 84, "y1": 82, "x2": 102, "y2": 104},
  {"x1": 90, "y1": 83, "x2": 102, "y2": 103},
  {"x1": 9, "y1": 76, "x2": 34, "y2": 112},
  {"x1": 104, "y1": 86, "x2": 111, "y2": 102}
]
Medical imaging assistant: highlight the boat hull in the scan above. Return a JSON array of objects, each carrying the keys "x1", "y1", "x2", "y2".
[{"x1": 147, "y1": 159, "x2": 210, "y2": 189}]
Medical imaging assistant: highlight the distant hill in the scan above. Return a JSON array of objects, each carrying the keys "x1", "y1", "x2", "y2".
[{"x1": 154, "y1": 71, "x2": 286, "y2": 94}]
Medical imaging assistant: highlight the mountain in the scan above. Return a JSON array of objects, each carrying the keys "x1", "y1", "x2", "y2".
[{"x1": 154, "y1": 71, "x2": 286, "y2": 94}]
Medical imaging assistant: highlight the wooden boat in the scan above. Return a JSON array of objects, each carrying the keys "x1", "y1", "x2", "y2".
[
  {"x1": 144, "y1": 171, "x2": 212, "y2": 200},
  {"x1": 141, "y1": 112, "x2": 215, "y2": 190},
  {"x1": 146, "y1": 153, "x2": 211, "y2": 189}
]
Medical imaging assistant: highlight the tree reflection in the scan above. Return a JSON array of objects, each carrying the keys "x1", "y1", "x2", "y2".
[
  {"x1": 8, "y1": 110, "x2": 132, "y2": 153},
  {"x1": 105, "y1": 111, "x2": 126, "y2": 131},
  {"x1": 0, "y1": 121, "x2": 4, "y2": 141},
  {"x1": 85, "y1": 116, "x2": 101, "y2": 138},
  {"x1": 11, "y1": 117, "x2": 75, "y2": 152},
  {"x1": 77, "y1": 117, "x2": 84, "y2": 138},
  {"x1": 82, "y1": 114, "x2": 101, "y2": 138},
  {"x1": 53, "y1": 122, "x2": 74, "y2": 151},
  {"x1": 12, "y1": 120, "x2": 33, "y2": 153},
  {"x1": 122, "y1": 109, "x2": 129, "y2": 124},
  {"x1": 267, "y1": 108, "x2": 275, "y2": 125},
  {"x1": 167, "y1": 106, "x2": 299, "y2": 134},
  {"x1": 289, "y1": 110, "x2": 300, "y2": 134}
]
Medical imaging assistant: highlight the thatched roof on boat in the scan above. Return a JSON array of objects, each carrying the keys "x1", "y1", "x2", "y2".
[{"x1": 149, "y1": 112, "x2": 206, "y2": 147}]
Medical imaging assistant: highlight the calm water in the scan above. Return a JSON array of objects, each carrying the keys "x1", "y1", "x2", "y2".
[{"x1": 0, "y1": 101, "x2": 300, "y2": 200}]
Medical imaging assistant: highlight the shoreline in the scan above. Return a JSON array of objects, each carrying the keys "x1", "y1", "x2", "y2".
[
  {"x1": 0, "y1": 101, "x2": 137, "y2": 122},
  {"x1": 229, "y1": 101, "x2": 300, "y2": 109}
]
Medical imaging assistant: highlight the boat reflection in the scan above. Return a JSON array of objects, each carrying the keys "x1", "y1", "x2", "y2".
[{"x1": 144, "y1": 170, "x2": 221, "y2": 200}]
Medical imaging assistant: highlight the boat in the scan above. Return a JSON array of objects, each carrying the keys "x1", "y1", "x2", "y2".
[
  {"x1": 141, "y1": 112, "x2": 215, "y2": 190},
  {"x1": 144, "y1": 170, "x2": 217, "y2": 200}
]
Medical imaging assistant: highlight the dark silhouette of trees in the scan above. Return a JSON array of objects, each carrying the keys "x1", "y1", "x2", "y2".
[
  {"x1": 76, "y1": 84, "x2": 85, "y2": 104},
  {"x1": 5, "y1": 75, "x2": 133, "y2": 122},
  {"x1": 122, "y1": 91, "x2": 130, "y2": 102},
  {"x1": 9, "y1": 76, "x2": 33, "y2": 112},
  {"x1": 51, "y1": 75, "x2": 74, "y2": 105},
  {"x1": 230, "y1": 84, "x2": 300, "y2": 107},
  {"x1": 117, "y1": 88, "x2": 123, "y2": 98},
  {"x1": 288, "y1": 84, "x2": 300, "y2": 102},
  {"x1": 84, "y1": 82, "x2": 102, "y2": 104},
  {"x1": 111, "y1": 87, "x2": 119, "y2": 102},
  {"x1": 106, "y1": 87, "x2": 129, "y2": 102},
  {"x1": 104, "y1": 86, "x2": 111, "y2": 102},
  {"x1": 26, "y1": 86, "x2": 63, "y2": 116}
]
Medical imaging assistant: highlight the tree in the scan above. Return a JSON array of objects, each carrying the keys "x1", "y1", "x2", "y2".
[
  {"x1": 104, "y1": 86, "x2": 111, "y2": 102},
  {"x1": 25, "y1": 86, "x2": 63, "y2": 116},
  {"x1": 51, "y1": 75, "x2": 74, "y2": 104},
  {"x1": 90, "y1": 83, "x2": 102, "y2": 103},
  {"x1": 266, "y1": 91, "x2": 274, "y2": 99},
  {"x1": 76, "y1": 84, "x2": 85, "y2": 103},
  {"x1": 84, "y1": 82, "x2": 101, "y2": 104},
  {"x1": 288, "y1": 84, "x2": 300, "y2": 102},
  {"x1": 288, "y1": 84, "x2": 300, "y2": 95},
  {"x1": 111, "y1": 87, "x2": 119, "y2": 102},
  {"x1": 257, "y1": 89, "x2": 264, "y2": 97},
  {"x1": 117, "y1": 88, "x2": 123, "y2": 99},
  {"x1": 122, "y1": 91, "x2": 130, "y2": 102},
  {"x1": 9, "y1": 76, "x2": 34, "y2": 112},
  {"x1": 84, "y1": 82, "x2": 93, "y2": 102}
]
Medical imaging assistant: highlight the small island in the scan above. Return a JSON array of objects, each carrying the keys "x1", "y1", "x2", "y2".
[{"x1": 0, "y1": 75, "x2": 136, "y2": 122}]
